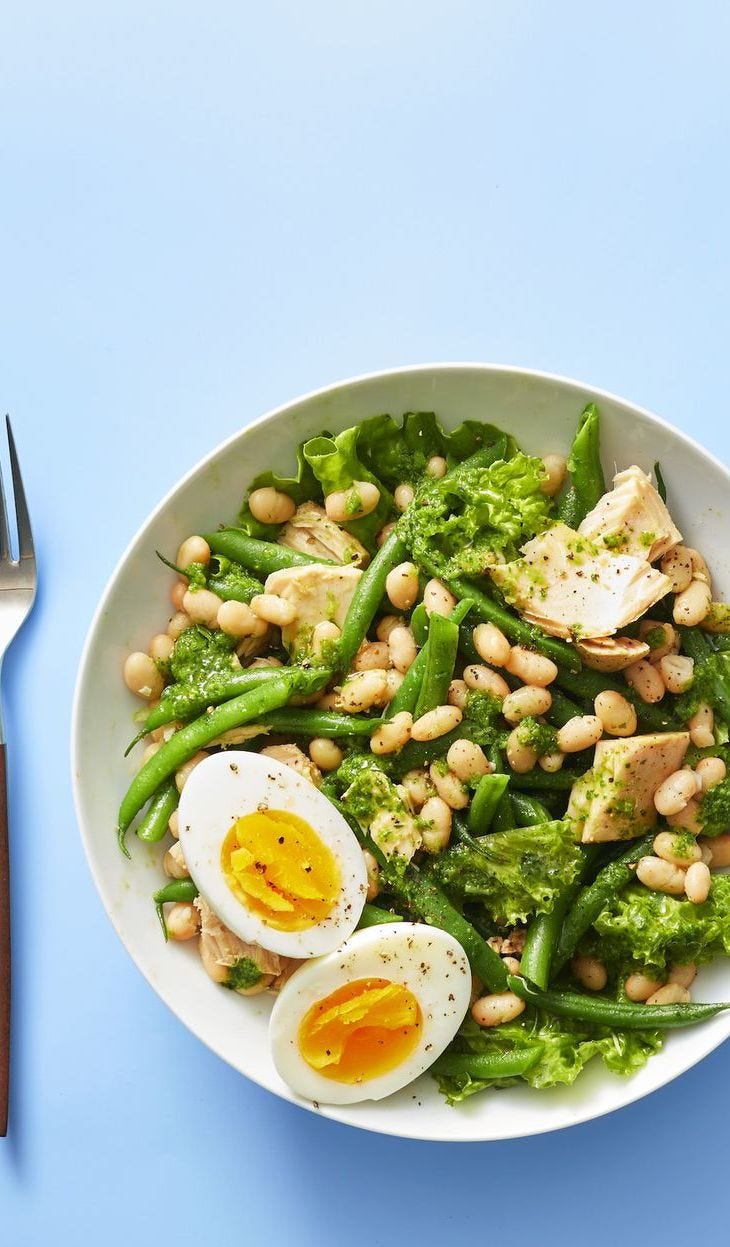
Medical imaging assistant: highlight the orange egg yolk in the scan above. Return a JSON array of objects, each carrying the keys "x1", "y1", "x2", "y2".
[
  {"x1": 298, "y1": 978, "x2": 422, "y2": 1084},
  {"x1": 221, "y1": 809, "x2": 341, "y2": 932}
]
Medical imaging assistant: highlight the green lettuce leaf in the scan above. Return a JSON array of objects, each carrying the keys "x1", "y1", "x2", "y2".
[
  {"x1": 436, "y1": 1011, "x2": 662, "y2": 1104},
  {"x1": 249, "y1": 444, "x2": 322, "y2": 505},
  {"x1": 430, "y1": 820, "x2": 582, "y2": 926},
  {"x1": 589, "y1": 876, "x2": 730, "y2": 975},
  {"x1": 399, "y1": 452, "x2": 553, "y2": 579},
  {"x1": 302, "y1": 427, "x2": 393, "y2": 549},
  {"x1": 355, "y1": 412, "x2": 510, "y2": 489},
  {"x1": 697, "y1": 777, "x2": 730, "y2": 836}
]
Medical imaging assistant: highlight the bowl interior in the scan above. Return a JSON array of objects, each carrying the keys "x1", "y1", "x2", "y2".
[{"x1": 72, "y1": 364, "x2": 730, "y2": 1142}]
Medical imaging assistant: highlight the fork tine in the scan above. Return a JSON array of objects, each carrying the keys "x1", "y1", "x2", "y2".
[{"x1": 5, "y1": 418, "x2": 34, "y2": 562}]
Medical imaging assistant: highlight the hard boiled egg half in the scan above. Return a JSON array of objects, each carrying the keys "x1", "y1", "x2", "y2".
[
  {"x1": 177, "y1": 751, "x2": 367, "y2": 958},
  {"x1": 270, "y1": 923, "x2": 471, "y2": 1105}
]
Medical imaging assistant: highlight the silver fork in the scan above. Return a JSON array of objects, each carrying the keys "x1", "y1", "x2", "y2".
[{"x1": 0, "y1": 419, "x2": 37, "y2": 1136}]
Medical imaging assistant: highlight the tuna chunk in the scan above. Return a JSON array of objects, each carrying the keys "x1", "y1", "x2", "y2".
[
  {"x1": 264, "y1": 562, "x2": 363, "y2": 652},
  {"x1": 278, "y1": 502, "x2": 370, "y2": 567},
  {"x1": 195, "y1": 897, "x2": 284, "y2": 994},
  {"x1": 491, "y1": 523, "x2": 671, "y2": 640},
  {"x1": 578, "y1": 465, "x2": 682, "y2": 563},
  {"x1": 567, "y1": 731, "x2": 690, "y2": 843}
]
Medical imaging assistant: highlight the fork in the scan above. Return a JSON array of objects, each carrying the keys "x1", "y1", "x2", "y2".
[{"x1": 0, "y1": 419, "x2": 36, "y2": 1136}]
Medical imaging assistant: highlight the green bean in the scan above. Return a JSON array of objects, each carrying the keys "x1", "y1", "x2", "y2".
[
  {"x1": 552, "y1": 831, "x2": 656, "y2": 974},
  {"x1": 556, "y1": 404, "x2": 605, "y2": 527},
  {"x1": 131, "y1": 665, "x2": 285, "y2": 745},
  {"x1": 338, "y1": 528, "x2": 409, "y2": 673},
  {"x1": 153, "y1": 878, "x2": 199, "y2": 940},
  {"x1": 520, "y1": 848, "x2": 601, "y2": 989},
  {"x1": 654, "y1": 461, "x2": 667, "y2": 503},
  {"x1": 545, "y1": 687, "x2": 584, "y2": 729},
  {"x1": 385, "y1": 599, "x2": 472, "y2": 721},
  {"x1": 679, "y1": 627, "x2": 713, "y2": 664},
  {"x1": 468, "y1": 773, "x2": 510, "y2": 834},
  {"x1": 204, "y1": 528, "x2": 326, "y2": 575},
  {"x1": 259, "y1": 709, "x2": 382, "y2": 737},
  {"x1": 357, "y1": 903, "x2": 404, "y2": 929},
  {"x1": 508, "y1": 769, "x2": 577, "y2": 792},
  {"x1": 136, "y1": 780, "x2": 178, "y2": 844},
  {"x1": 413, "y1": 612, "x2": 459, "y2": 718},
  {"x1": 511, "y1": 792, "x2": 552, "y2": 827},
  {"x1": 430, "y1": 1046, "x2": 545, "y2": 1082},
  {"x1": 387, "y1": 868, "x2": 508, "y2": 992},
  {"x1": 445, "y1": 578, "x2": 582, "y2": 672},
  {"x1": 490, "y1": 793, "x2": 516, "y2": 833},
  {"x1": 118, "y1": 669, "x2": 327, "y2": 852},
  {"x1": 508, "y1": 974, "x2": 730, "y2": 1030},
  {"x1": 556, "y1": 668, "x2": 679, "y2": 733}
]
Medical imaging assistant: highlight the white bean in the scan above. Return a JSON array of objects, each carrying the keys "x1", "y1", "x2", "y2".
[
  {"x1": 383, "y1": 669, "x2": 405, "y2": 702},
  {"x1": 175, "y1": 751, "x2": 208, "y2": 793},
  {"x1": 703, "y1": 833, "x2": 730, "y2": 867},
  {"x1": 463, "y1": 664, "x2": 511, "y2": 700},
  {"x1": 471, "y1": 992, "x2": 525, "y2": 1028},
  {"x1": 593, "y1": 689, "x2": 637, "y2": 737},
  {"x1": 250, "y1": 593, "x2": 297, "y2": 627},
  {"x1": 375, "y1": 614, "x2": 405, "y2": 642},
  {"x1": 505, "y1": 646, "x2": 558, "y2": 688},
  {"x1": 423, "y1": 578, "x2": 457, "y2": 617},
  {"x1": 376, "y1": 522, "x2": 396, "y2": 548},
  {"x1": 353, "y1": 641, "x2": 392, "y2": 671},
  {"x1": 394, "y1": 483, "x2": 415, "y2": 512},
  {"x1": 625, "y1": 972, "x2": 664, "y2": 1002},
  {"x1": 166, "y1": 903, "x2": 200, "y2": 941},
  {"x1": 308, "y1": 738, "x2": 343, "y2": 772},
  {"x1": 646, "y1": 983, "x2": 691, "y2": 1006},
  {"x1": 673, "y1": 579, "x2": 712, "y2": 627},
  {"x1": 667, "y1": 797, "x2": 703, "y2": 835},
  {"x1": 370, "y1": 712, "x2": 413, "y2": 755},
  {"x1": 124, "y1": 652, "x2": 164, "y2": 701},
  {"x1": 688, "y1": 548, "x2": 712, "y2": 587},
  {"x1": 163, "y1": 841, "x2": 189, "y2": 880},
  {"x1": 639, "y1": 619, "x2": 679, "y2": 663},
  {"x1": 472, "y1": 622, "x2": 511, "y2": 668},
  {"x1": 183, "y1": 588, "x2": 222, "y2": 628},
  {"x1": 411, "y1": 705, "x2": 463, "y2": 742},
  {"x1": 506, "y1": 729, "x2": 538, "y2": 774},
  {"x1": 401, "y1": 769, "x2": 434, "y2": 810},
  {"x1": 556, "y1": 715, "x2": 603, "y2": 753},
  {"x1": 636, "y1": 855, "x2": 686, "y2": 895},
  {"x1": 248, "y1": 486, "x2": 296, "y2": 526},
  {"x1": 312, "y1": 621, "x2": 341, "y2": 660},
  {"x1": 176, "y1": 535, "x2": 211, "y2": 568},
  {"x1": 338, "y1": 669, "x2": 388, "y2": 713},
  {"x1": 501, "y1": 685, "x2": 552, "y2": 724},
  {"x1": 168, "y1": 810, "x2": 179, "y2": 839},
  {"x1": 325, "y1": 481, "x2": 380, "y2": 522},
  {"x1": 685, "y1": 861, "x2": 711, "y2": 904},
  {"x1": 660, "y1": 545, "x2": 693, "y2": 593},
  {"x1": 429, "y1": 763, "x2": 469, "y2": 810},
  {"x1": 654, "y1": 770, "x2": 698, "y2": 817},
  {"x1": 362, "y1": 850, "x2": 380, "y2": 901},
  {"x1": 385, "y1": 562, "x2": 420, "y2": 611},
  {"x1": 426, "y1": 455, "x2": 448, "y2": 479},
  {"x1": 540, "y1": 454, "x2": 567, "y2": 497},
  {"x1": 652, "y1": 830, "x2": 701, "y2": 867},
  {"x1": 446, "y1": 739, "x2": 491, "y2": 782},
  {"x1": 447, "y1": 678, "x2": 469, "y2": 710},
  {"x1": 149, "y1": 633, "x2": 175, "y2": 663},
  {"x1": 571, "y1": 955, "x2": 608, "y2": 992},
  {"x1": 624, "y1": 660, "x2": 664, "y2": 704},
  {"x1": 668, "y1": 963, "x2": 697, "y2": 989},
  {"x1": 171, "y1": 579, "x2": 187, "y2": 611},
  {"x1": 539, "y1": 750, "x2": 565, "y2": 773},
  {"x1": 215, "y1": 599, "x2": 257, "y2": 638},
  {"x1": 689, "y1": 703, "x2": 714, "y2": 748},
  {"x1": 388, "y1": 626, "x2": 418, "y2": 673},
  {"x1": 696, "y1": 756, "x2": 726, "y2": 791},
  {"x1": 420, "y1": 796, "x2": 453, "y2": 852},
  {"x1": 167, "y1": 611, "x2": 192, "y2": 640},
  {"x1": 658, "y1": 654, "x2": 695, "y2": 694}
]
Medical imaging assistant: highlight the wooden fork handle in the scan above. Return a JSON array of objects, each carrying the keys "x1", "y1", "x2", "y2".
[{"x1": 0, "y1": 745, "x2": 9, "y2": 1136}]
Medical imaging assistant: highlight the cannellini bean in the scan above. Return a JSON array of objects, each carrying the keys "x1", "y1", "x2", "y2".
[
  {"x1": 250, "y1": 593, "x2": 297, "y2": 627},
  {"x1": 411, "y1": 705, "x2": 462, "y2": 741},
  {"x1": 183, "y1": 588, "x2": 222, "y2": 628},
  {"x1": 506, "y1": 729, "x2": 538, "y2": 774},
  {"x1": 636, "y1": 855, "x2": 686, "y2": 895},
  {"x1": 556, "y1": 715, "x2": 603, "y2": 753},
  {"x1": 308, "y1": 738, "x2": 343, "y2": 771},
  {"x1": 654, "y1": 770, "x2": 698, "y2": 817},
  {"x1": 338, "y1": 669, "x2": 388, "y2": 712},
  {"x1": 429, "y1": 763, "x2": 469, "y2": 810},
  {"x1": 447, "y1": 679, "x2": 469, "y2": 710},
  {"x1": 248, "y1": 655, "x2": 282, "y2": 669},
  {"x1": 658, "y1": 654, "x2": 695, "y2": 694},
  {"x1": 175, "y1": 751, "x2": 208, "y2": 793},
  {"x1": 385, "y1": 562, "x2": 419, "y2": 611},
  {"x1": 176, "y1": 535, "x2": 211, "y2": 568},
  {"x1": 383, "y1": 668, "x2": 405, "y2": 702},
  {"x1": 394, "y1": 483, "x2": 415, "y2": 512},
  {"x1": 639, "y1": 619, "x2": 679, "y2": 664},
  {"x1": 168, "y1": 810, "x2": 179, "y2": 839},
  {"x1": 702, "y1": 833, "x2": 730, "y2": 867},
  {"x1": 540, "y1": 453, "x2": 567, "y2": 497},
  {"x1": 700, "y1": 843, "x2": 714, "y2": 867},
  {"x1": 163, "y1": 841, "x2": 189, "y2": 880},
  {"x1": 660, "y1": 545, "x2": 693, "y2": 593},
  {"x1": 426, "y1": 455, "x2": 448, "y2": 479},
  {"x1": 464, "y1": 664, "x2": 511, "y2": 700},
  {"x1": 362, "y1": 850, "x2": 380, "y2": 902},
  {"x1": 685, "y1": 861, "x2": 711, "y2": 904},
  {"x1": 423, "y1": 578, "x2": 457, "y2": 617},
  {"x1": 502, "y1": 956, "x2": 521, "y2": 975},
  {"x1": 539, "y1": 750, "x2": 565, "y2": 772},
  {"x1": 420, "y1": 796, "x2": 453, "y2": 852},
  {"x1": 248, "y1": 486, "x2": 296, "y2": 525},
  {"x1": 696, "y1": 756, "x2": 726, "y2": 791},
  {"x1": 667, "y1": 797, "x2": 702, "y2": 835},
  {"x1": 593, "y1": 689, "x2": 637, "y2": 737},
  {"x1": 370, "y1": 712, "x2": 413, "y2": 755},
  {"x1": 624, "y1": 660, "x2": 664, "y2": 704},
  {"x1": 353, "y1": 641, "x2": 391, "y2": 671},
  {"x1": 325, "y1": 481, "x2": 380, "y2": 523},
  {"x1": 167, "y1": 611, "x2": 192, "y2": 640},
  {"x1": 388, "y1": 625, "x2": 418, "y2": 673},
  {"x1": 166, "y1": 902, "x2": 200, "y2": 941},
  {"x1": 505, "y1": 646, "x2": 558, "y2": 687},
  {"x1": 149, "y1": 633, "x2": 175, "y2": 663},
  {"x1": 647, "y1": 983, "x2": 691, "y2": 1006},
  {"x1": 472, "y1": 622, "x2": 511, "y2": 668},
  {"x1": 571, "y1": 955, "x2": 608, "y2": 992},
  {"x1": 668, "y1": 963, "x2": 697, "y2": 989},
  {"x1": 315, "y1": 691, "x2": 341, "y2": 710},
  {"x1": 625, "y1": 972, "x2": 664, "y2": 1002},
  {"x1": 312, "y1": 621, "x2": 341, "y2": 660},
  {"x1": 688, "y1": 548, "x2": 712, "y2": 586},
  {"x1": 216, "y1": 599, "x2": 258, "y2": 638},
  {"x1": 375, "y1": 614, "x2": 404, "y2": 642},
  {"x1": 673, "y1": 579, "x2": 712, "y2": 627},
  {"x1": 471, "y1": 992, "x2": 526, "y2": 1028},
  {"x1": 689, "y1": 703, "x2": 714, "y2": 748},
  {"x1": 446, "y1": 739, "x2": 491, "y2": 782},
  {"x1": 376, "y1": 522, "x2": 396, "y2": 547},
  {"x1": 502, "y1": 685, "x2": 552, "y2": 724},
  {"x1": 652, "y1": 830, "x2": 702, "y2": 867},
  {"x1": 171, "y1": 579, "x2": 187, "y2": 611},
  {"x1": 401, "y1": 769, "x2": 434, "y2": 810},
  {"x1": 124, "y1": 652, "x2": 164, "y2": 701}
]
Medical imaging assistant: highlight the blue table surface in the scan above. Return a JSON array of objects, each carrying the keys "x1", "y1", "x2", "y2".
[{"x1": 3, "y1": 2, "x2": 730, "y2": 1242}]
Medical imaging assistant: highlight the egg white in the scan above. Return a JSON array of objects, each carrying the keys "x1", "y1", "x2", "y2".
[
  {"x1": 269, "y1": 923, "x2": 472, "y2": 1105},
  {"x1": 177, "y1": 751, "x2": 368, "y2": 958}
]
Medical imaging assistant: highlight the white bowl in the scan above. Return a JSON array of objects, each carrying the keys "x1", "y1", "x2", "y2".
[{"x1": 71, "y1": 363, "x2": 730, "y2": 1142}]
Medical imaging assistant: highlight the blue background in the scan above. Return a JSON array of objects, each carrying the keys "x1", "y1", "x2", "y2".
[{"x1": 2, "y1": 2, "x2": 730, "y2": 1242}]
